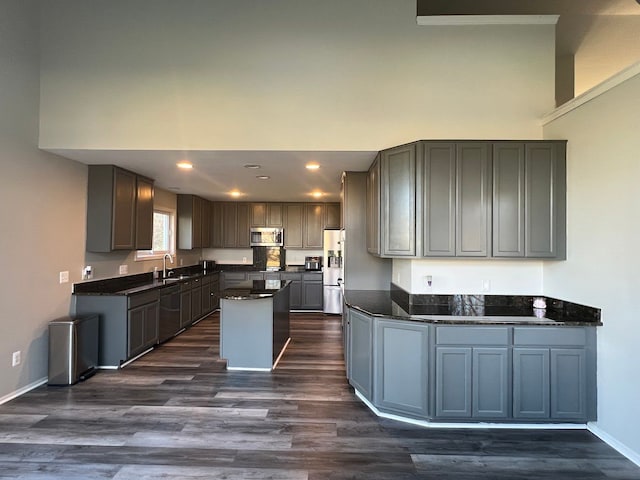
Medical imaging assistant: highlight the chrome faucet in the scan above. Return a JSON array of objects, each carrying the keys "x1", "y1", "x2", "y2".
[{"x1": 163, "y1": 253, "x2": 174, "y2": 279}]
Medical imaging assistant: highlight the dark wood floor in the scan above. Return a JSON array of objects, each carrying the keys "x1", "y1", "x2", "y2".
[{"x1": 1, "y1": 312, "x2": 638, "y2": 479}]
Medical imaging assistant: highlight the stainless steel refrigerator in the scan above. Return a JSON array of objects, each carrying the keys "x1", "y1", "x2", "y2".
[{"x1": 323, "y1": 230, "x2": 343, "y2": 314}]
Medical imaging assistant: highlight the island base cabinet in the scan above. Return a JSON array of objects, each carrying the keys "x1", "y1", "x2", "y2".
[
  {"x1": 127, "y1": 301, "x2": 158, "y2": 359},
  {"x1": 375, "y1": 320, "x2": 428, "y2": 417},
  {"x1": 348, "y1": 310, "x2": 373, "y2": 400}
]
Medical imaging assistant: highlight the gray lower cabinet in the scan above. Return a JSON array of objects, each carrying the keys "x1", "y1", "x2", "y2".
[
  {"x1": 180, "y1": 284, "x2": 192, "y2": 329},
  {"x1": 375, "y1": 320, "x2": 429, "y2": 417},
  {"x1": 280, "y1": 272, "x2": 302, "y2": 309},
  {"x1": 247, "y1": 272, "x2": 264, "y2": 281},
  {"x1": 301, "y1": 272, "x2": 323, "y2": 310},
  {"x1": 348, "y1": 309, "x2": 373, "y2": 400},
  {"x1": 220, "y1": 272, "x2": 248, "y2": 290},
  {"x1": 191, "y1": 278, "x2": 202, "y2": 323},
  {"x1": 342, "y1": 306, "x2": 595, "y2": 424},
  {"x1": 126, "y1": 290, "x2": 159, "y2": 359}
]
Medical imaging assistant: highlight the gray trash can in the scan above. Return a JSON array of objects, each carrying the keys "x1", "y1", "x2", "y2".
[{"x1": 48, "y1": 314, "x2": 99, "y2": 386}]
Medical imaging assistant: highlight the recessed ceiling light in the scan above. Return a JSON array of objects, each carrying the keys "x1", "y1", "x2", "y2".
[
  {"x1": 306, "y1": 163, "x2": 320, "y2": 171},
  {"x1": 256, "y1": 175, "x2": 271, "y2": 180},
  {"x1": 176, "y1": 161, "x2": 193, "y2": 170},
  {"x1": 244, "y1": 164, "x2": 261, "y2": 169},
  {"x1": 229, "y1": 190, "x2": 242, "y2": 198},
  {"x1": 310, "y1": 191, "x2": 324, "y2": 198}
]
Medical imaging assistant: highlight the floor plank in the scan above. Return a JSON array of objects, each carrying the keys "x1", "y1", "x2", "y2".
[{"x1": 0, "y1": 312, "x2": 638, "y2": 479}]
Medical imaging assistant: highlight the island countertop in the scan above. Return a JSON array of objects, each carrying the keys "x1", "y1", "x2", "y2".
[
  {"x1": 344, "y1": 289, "x2": 602, "y2": 326},
  {"x1": 222, "y1": 280, "x2": 291, "y2": 300}
]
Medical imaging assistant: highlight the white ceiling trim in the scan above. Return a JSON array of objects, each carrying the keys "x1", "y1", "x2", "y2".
[
  {"x1": 542, "y1": 60, "x2": 640, "y2": 125},
  {"x1": 417, "y1": 15, "x2": 559, "y2": 26}
]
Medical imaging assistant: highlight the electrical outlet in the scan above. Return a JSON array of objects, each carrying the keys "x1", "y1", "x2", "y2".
[
  {"x1": 119, "y1": 265, "x2": 128, "y2": 275},
  {"x1": 482, "y1": 279, "x2": 491, "y2": 292},
  {"x1": 242, "y1": 257, "x2": 247, "y2": 264},
  {"x1": 59, "y1": 271, "x2": 69, "y2": 284},
  {"x1": 12, "y1": 351, "x2": 21, "y2": 367}
]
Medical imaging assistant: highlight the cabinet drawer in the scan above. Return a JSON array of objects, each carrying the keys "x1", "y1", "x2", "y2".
[
  {"x1": 436, "y1": 326, "x2": 509, "y2": 345},
  {"x1": 302, "y1": 272, "x2": 322, "y2": 281},
  {"x1": 223, "y1": 272, "x2": 247, "y2": 280},
  {"x1": 513, "y1": 327, "x2": 586, "y2": 346},
  {"x1": 128, "y1": 290, "x2": 160, "y2": 309},
  {"x1": 180, "y1": 280, "x2": 192, "y2": 292},
  {"x1": 280, "y1": 272, "x2": 302, "y2": 281}
]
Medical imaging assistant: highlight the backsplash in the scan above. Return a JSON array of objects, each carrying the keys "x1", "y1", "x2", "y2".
[{"x1": 390, "y1": 283, "x2": 601, "y2": 323}]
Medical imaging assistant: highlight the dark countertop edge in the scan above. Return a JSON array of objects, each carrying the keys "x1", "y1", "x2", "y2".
[
  {"x1": 220, "y1": 280, "x2": 291, "y2": 301},
  {"x1": 344, "y1": 291, "x2": 603, "y2": 327},
  {"x1": 73, "y1": 270, "x2": 220, "y2": 296}
]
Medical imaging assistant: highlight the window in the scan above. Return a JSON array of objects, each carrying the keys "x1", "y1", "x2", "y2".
[{"x1": 135, "y1": 209, "x2": 175, "y2": 260}]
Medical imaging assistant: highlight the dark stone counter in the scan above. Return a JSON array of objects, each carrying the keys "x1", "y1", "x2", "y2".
[
  {"x1": 221, "y1": 280, "x2": 291, "y2": 300},
  {"x1": 344, "y1": 287, "x2": 602, "y2": 326}
]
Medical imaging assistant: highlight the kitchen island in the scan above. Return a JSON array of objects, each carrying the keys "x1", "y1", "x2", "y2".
[
  {"x1": 220, "y1": 280, "x2": 291, "y2": 371},
  {"x1": 343, "y1": 288, "x2": 601, "y2": 426}
]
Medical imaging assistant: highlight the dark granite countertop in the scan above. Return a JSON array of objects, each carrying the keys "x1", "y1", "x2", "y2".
[
  {"x1": 344, "y1": 289, "x2": 602, "y2": 326},
  {"x1": 221, "y1": 280, "x2": 291, "y2": 300},
  {"x1": 73, "y1": 268, "x2": 220, "y2": 296}
]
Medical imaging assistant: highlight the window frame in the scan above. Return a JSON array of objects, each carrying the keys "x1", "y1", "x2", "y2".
[{"x1": 135, "y1": 208, "x2": 176, "y2": 261}]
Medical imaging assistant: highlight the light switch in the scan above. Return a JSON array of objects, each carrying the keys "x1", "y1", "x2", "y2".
[
  {"x1": 119, "y1": 265, "x2": 128, "y2": 275},
  {"x1": 59, "y1": 271, "x2": 69, "y2": 284}
]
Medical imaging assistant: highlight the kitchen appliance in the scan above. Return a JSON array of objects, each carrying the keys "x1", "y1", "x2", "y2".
[
  {"x1": 250, "y1": 227, "x2": 283, "y2": 247},
  {"x1": 323, "y1": 230, "x2": 343, "y2": 314},
  {"x1": 304, "y1": 256, "x2": 322, "y2": 271},
  {"x1": 200, "y1": 259, "x2": 216, "y2": 273}
]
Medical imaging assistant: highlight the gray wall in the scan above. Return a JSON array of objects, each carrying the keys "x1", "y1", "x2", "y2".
[{"x1": 0, "y1": 0, "x2": 87, "y2": 400}]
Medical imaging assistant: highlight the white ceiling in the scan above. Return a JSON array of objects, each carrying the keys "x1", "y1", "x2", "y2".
[{"x1": 49, "y1": 149, "x2": 376, "y2": 203}]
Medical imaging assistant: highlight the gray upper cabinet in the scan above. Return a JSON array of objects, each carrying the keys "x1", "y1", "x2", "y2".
[
  {"x1": 135, "y1": 175, "x2": 154, "y2": 250},
  {"x1": 456, "y1": 142, "x2": 491, "y2": 257},
  {"x1": 525, "y1": 142, "x2": 566, "y2": 258},
  {"x1": 422, "y1": 143, "x2": 456, "y2": 256},
  {"x1": 252, "y1": 203, "x2": 284, "y2": 228},
  {"x1": 492, "y1": 143, "x2": 525, "y2": 257},
  {"x1": 381, "y1": 143, "x2": 417, "y2": 256},
  {"x1": 421, "y1": 142, "x2": 490, "y2": 257},
  {"x1": 493, "y1": 141, "x2": 567, "y2": 258},
  {"x1": 324, "y1": 203, "x2": 341, "y2": 230},
  {"x1": 201, "y1": 199, "x2": 211, "y2": 248},
  {"x1": 86, "y1": 165, "x2": 154, "y2": 252},
  {"x1": 222, "y1": 202, "x2": 250, "y2": 248},
  {"x1": 366, "y1": 154, "x2": 381, "y2": 255},
  {"x1": 177, "y1": 194, "x2": 204, "y2": 250},
  {"x1": 210, "y1": 202, "x2": 224, "y2": 248},
  {"x1": 303, "y1": 203, "x2": 324, "y2": 249},
  {"x1": 284, "y1": 204, "x2": 304, "y2": 248},
  {"x1": 267, "y1": 203, "x2": 284, "y2": 227}
]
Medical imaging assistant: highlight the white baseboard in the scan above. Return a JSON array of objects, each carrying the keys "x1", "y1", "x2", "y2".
[
  {"x1": 0, "y1": 377, "x2": 48, "y2": 405},
  {"x1": 588, "y1": 423, "x2": 640, "y2": 467}
]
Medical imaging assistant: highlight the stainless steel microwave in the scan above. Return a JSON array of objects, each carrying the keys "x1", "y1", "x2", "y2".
[{"x1": 250, "y1": 227, "x2": 284, "y2": 247}]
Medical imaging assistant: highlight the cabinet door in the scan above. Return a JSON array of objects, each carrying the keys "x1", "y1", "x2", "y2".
[
  {"x1": 222, "y1": 203, "x2": 238, "y2": 248},
  {"x1": 375, "y1": 320, "x2": 429, "y2": 417},
  {"x1": 349, "y1": 309, "x2": 373, "y2": 400},
  {"x1": 201, "y1": 199, "x2": 211, "y2": 248},
  {"x1": 113, "y1": 167, "x2": 137, "y2": 250},
  {"x1": 435, "y1": 347, "x2": 472, "y2": 418},
  {"x1": 142, "y1": 301, "x2": 159, "y2": 348},
  {"x1": 191, "y1": 285, "x2": 202, "y2": 322},
  {"x1": 525, "y1": 143, "x2": 562, "y2": 258},
  {"x1": 180, "y1": 290, "x2": 192, "y2": 328},
  {"x1": 192, "y1": 196, "x2": 202, "y2": 249},
  {"x1": 127, "y1": 305, "x2": 146, "y2": 357},
  {"x1": 381, "y1": 144, "x2": 416, "y2": 256},
  {"x1": 472, "y1": 347, "x2": 509, "y2": 418},
  {"x1": 551, "y1": 348, "x2": 586, "y2": 420},
  {"x1": 251, "y1": 203, "x2": 267, "y2": 227},
  {"x1": 236, "y1": 203, "x2": 250, "y2": 247},
  {"x1": 492, "y1": 143, "x2": 525, "y2": 257},
  {"x1": 177, "y1": 195, "x2": 202, "y2": 250},
  {"x1": 267, "y1": 203, "x2": 283, "y2": 227},
  {"x1": 513, "y1": 348, "x2": 550, "y2": 419},
  {"x1": 210, "y1": 202, "x2": 224, "y2": 248},
  {"x1": 301, "y1": 281, "x2": 323, "y2": 310},
  {"x1": 135, "y1": 176, "x2": 154, "y2": 250},
  {"x1": 456, "y1": 143, "x2": 490, "y2": 257},
  {"x1": 221, "y1": 272, "x2": 247, "y2": 290},
  {"x1": 422, "y1": 142, "x2": 456, "y2": 256},
  {"x1": 366, "y1": 155, "x2": 381, "y2": 255},
  {"x1": 201, "y1": 279, "x2": 212, "y2": 314},
  {"x1": 324, "y1": 203, "x2": 341, "y2": 230},
  {"x1": 284, "y1": 204, "x2": 304, "y2": 248},
  {"x1": 304, "y1": 204, "x2": 324, "y2": 249}
]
